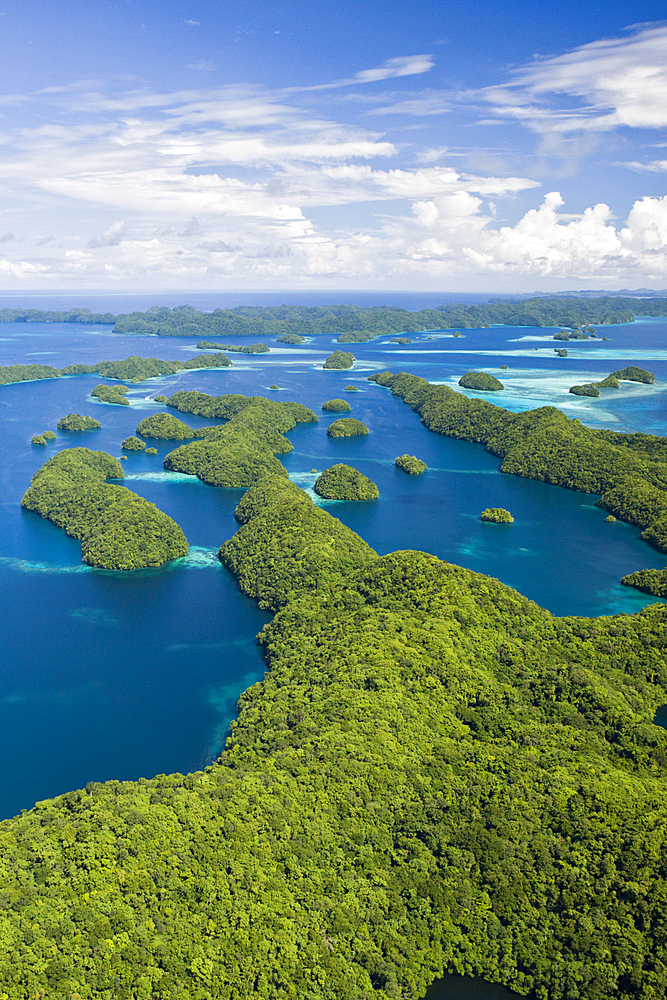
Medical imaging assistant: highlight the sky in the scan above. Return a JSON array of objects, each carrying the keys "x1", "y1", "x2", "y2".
[{"x1": 0, "y1": 0, "x2": 666, "y2": 293}]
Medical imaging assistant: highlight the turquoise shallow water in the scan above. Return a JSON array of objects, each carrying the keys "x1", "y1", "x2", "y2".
[{"x1": 0, "y1": 314, "x2": 665, "y2": 820}]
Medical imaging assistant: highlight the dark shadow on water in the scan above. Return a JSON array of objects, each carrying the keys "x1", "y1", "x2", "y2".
[{"x1": 425, "y1": 975, "x2": 521, "y2": 999}]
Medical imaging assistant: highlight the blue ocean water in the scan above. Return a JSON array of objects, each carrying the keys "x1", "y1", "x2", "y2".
[{"x1": 0, "y1": 309, "x2": 665, "y2": 827}]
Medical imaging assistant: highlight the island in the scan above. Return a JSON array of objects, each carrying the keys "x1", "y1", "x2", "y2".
[
  {"x1": 610, "y1": 366, "x2": 655, "y2": 383},
  {"x1": 21, "y1": 447, "x2": 188, "y2": 569},
  {"x1": 31, "y1": 434, "x2": 46, "y2": 445},
  {"x1": 197, "y1": 340, "x2": 268, "y2": 354},
  {"x1": 554, "y1": 348, "x2": 568, "y2": 357},
  {"x1": 92, "y1": 383, "x2": 130, "y2": 405},
  {"x1": 389, "y1": 337, "x2": 412, "y2": 344},
  {"x1": 336, "y1": 331, "x2": 374, "y2": 343},
  {"x1": 121, "y1": 436, "x2": 147, "y2": 451},
  {"x1": 344, "y1": 385, "x2": 359, "y2": 391},
  {"x1": 313, "y1": 464, "x2": 379, "y2": 500},
  {"x1": 154, "y1": 395, "x2": 168, "y2": 403},
  {"x1": 458, "y1": 371, "x2": 504, "y2": 391},
  {"x1": 145, "y1": 447, "x2": 158, "y2": 455},
  {"x1": 161, "y1": 392, "x2": 318, "y2": 487},
  {"x1": 322, "y1": 398, "x2": 351, "y2": 412},
  {"x1": 595, "y1": 375, "x2": 620, "y2": 388},
  {"x1": 481, "y1": 507, "x2": 514, "y2": 523},
  {"x1": 136, "y1": 413, "x2": 199, "y2": 440},
  {"x1": 569, "y1": 384, "x2": 600, "y2": 397},
  {"x1": 276, "y1": 333, "x2": 305, "y2": 344},
  {"x1": 323, "y1": 350, "x2": 355, "y2": 370},
  {"x1": 395, "y1": 454, "x2": 427, "y2": 475},
  {"x1": 327, "y1": 417, "x2": 369, "y2": 438},
  {"x1": 57, "y1": 413, "x2": 101, "y2": 431}
]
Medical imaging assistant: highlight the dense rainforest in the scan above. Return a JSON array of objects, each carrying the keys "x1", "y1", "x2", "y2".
[
  {"x1": 368, "y1": 371, "x2": 667, "y2": 589},
  {"x1": 21, "y1": 448, "x2": 188, "y2": 570},
  {"x1": 104, "y1": 297, "x2": 667, "y2": 337},
  {"x1": 161, "y1": 392, "x2": 318, "y2": 488},
  {"x1": 3, "y1": 475, "x2": 667, "y2": 998},
  {"x1": 0, "y1": 297, "x2": 667, "y2": 342}
]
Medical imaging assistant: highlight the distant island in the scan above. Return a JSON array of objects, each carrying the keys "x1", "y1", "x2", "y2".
[
  {"x1": 324, "y1": 350, "x2": 355, "y2": 370},
  {"x1": 459, "y1": 371, "x2": 504, "y2": 391}
]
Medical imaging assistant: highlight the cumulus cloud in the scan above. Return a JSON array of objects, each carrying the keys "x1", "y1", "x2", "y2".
[{"x1": 86, "y1": 220, "x2": 126, "y2": 248}]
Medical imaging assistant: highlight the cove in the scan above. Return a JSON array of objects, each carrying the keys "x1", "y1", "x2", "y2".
[{"x1": 426, "y1": 975, "x2": 520, "y2": 999}]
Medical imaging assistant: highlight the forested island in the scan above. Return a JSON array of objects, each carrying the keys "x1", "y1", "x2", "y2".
[
  {"x1": 313, "y1": 463, "x2": 379, "y2": 500},
  {"x1": 324, "y1": 350, "x2": 355, "y2": 369},
  {"x1": 459, "y1": 372, "x2": 504, "y2": 391},
  {"x1": 4, "y1": 473, "x2": 667, "y2": 996},
  {"x1": 57, "y1": 413, "x2": 101, "y2": 431},
  {"x1": 21, "y1": 448, "x2": 188, "y2": 569},
  {"x1": 327, "y1": 417, "x2": 369, "y2": 438},
  {"x1": 160, "y1": 391, "x2": 318, "y2": 487},
  {"x1": 369, "y1": 370, "x2": 667, "y2": 590},
  {"x1": 396, "y1": 454, "x2": 427, "y2": 474}
]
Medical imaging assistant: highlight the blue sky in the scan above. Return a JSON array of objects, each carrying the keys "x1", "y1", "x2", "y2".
[{"x1": 0, "y1": 0, "x2": 666, "y2": 292}]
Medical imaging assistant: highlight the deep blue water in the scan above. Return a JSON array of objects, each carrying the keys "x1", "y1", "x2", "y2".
[
  {"x1": 0, "y1": 312, "x2": 666, "y2": 821},
  {"x1": 3, "y1": 307, "x2": 666, "y2": 999}
]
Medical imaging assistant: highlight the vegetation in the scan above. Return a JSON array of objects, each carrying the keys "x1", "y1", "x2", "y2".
[
  {"x1": 327, "y1": 417, "x2": 369, "y2": 438},
  {"x1": 31, "y1": 434, "x2": 46, "y2": 445},
  {"x1": 395, "y1": 454, "x2": 427, "y2": 475},
  {"x1": 595, "y1": 375, "x2": 620, "y2": 388},
  {"x1": 162, "y1": 393, "x2": 318, "y2": 488},
  {"x1": 136, "y1": 413, "x2": 199, "y2": 440},
  {"x1": 91, "y1": 383, "x2": 130, "y2": 405},
  {"x1": 324, "y1": 350, "x2": 355, "y2": 369},
  {"x1": 197, "y1": 340, "x2": 269, "y2": 354},
  {"x1": 481, "y1": 507, "x2": 514, "y2": 523},
  {"x1": 0, "y1": 363, "x2": 61, "y2": 386},
  {"x1": 43, "y1": 430, "x2": 56, "y2": 441},
  {"x1": 314, "y1": 463, "x2": 379, "y2": 500},
  {"x1": 610, "y1": 366, "x2": 655, "y2": 384},
  {"x1": 276, "y1": 333, "x2": 305, "y2": 344},
  {"x1": 57, "y1": 413, "x2": 101, "y2": 431},
  {"x1": 7, "y1": 471, "x2": 667, "y2": 996},
  {"x1": 121, "y1": 436, "x2": 147, "y2": 451},
  {"x1": 145, "y1": 447, "x2": 158, "y2": 455},
  {"x1": 368, "y1": 370, "x2": 667, "y2": 574},
  {"x1": 154, "y1": 395, "x2": 168, "y2": 403},
  {"x1": 345, "y1": 385, "x2": 359, "y2": 391},
  {"x1": 459, "y1": 372, "x2": 504, "y2": 391},
  {"x1": 220, "y1": 476, "x2": 377, "y2": 610},
  {"x1": 554, "y1": 349, "x2": 568, "y2": 357},
  {"x1": 106, "y1": 297, "x2": 667, "y2": 340},
  {"x1": 621, "y1": 566, "x2": 667, "y2": 596},
  {"x1": 336, "y1": 330, "x2": 375, "y2": 343},
  {"x1": 21, "y1": 448, "x2": 187, "y2": 569},
  {"x1": 0, "y1": 306, "x2": 115, "y2": 324},
  {"x1": 569, "y1": 384, "x2": 600, "y2": 397},
  {"x1": 322, "y1": 398, "x2": 352, "y2": 412},
  {"x1": 390, "y1": 337, "x2": 412, "y2": 344}
]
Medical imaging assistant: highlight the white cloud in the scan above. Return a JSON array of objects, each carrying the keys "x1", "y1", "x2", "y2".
[
  {"x1": 482, "y1": 22, "x2": 667, "y2": 133},
  {"x1": 87, "y1": 219, "x2": 126, "y2": 248}
]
